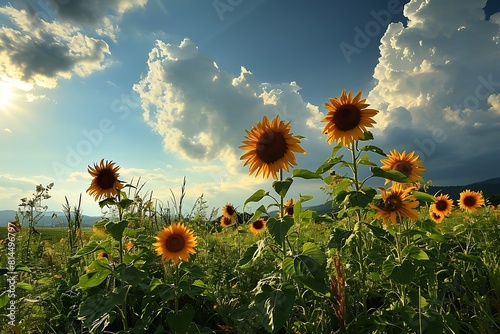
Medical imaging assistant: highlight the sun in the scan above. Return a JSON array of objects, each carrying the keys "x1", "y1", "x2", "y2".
[{"x1": 0, "y1": 81, "x2": 14, "y2": 110}]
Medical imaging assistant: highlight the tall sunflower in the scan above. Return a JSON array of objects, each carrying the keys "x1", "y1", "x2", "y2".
[
  {"x1": 380, "y1": 150, "x2": 426, "y2": 184},
  {"x1": 429, "y1": 210, "x2": 444, "y2": 224},
  {"x1": 222, "y1": 203, "x2": 237, "y2": 220},
  {"x1": 153, "y1": 223, "x2": 197, "y2": 264},
  {"x1": 458, "y1": 189, "x2": 484, "y2": 213},
  {"x1": 240, "y1": 115, "x2": 306, "y2": 180},
  {"x1": 369, "y1": 185, "x2": 419, "y2": 227},
  {"x1": 322, "y1": 89, "x2": 379, "y2": 146},
  {"x1": 87, "y1": 159, "x2": 124, "y2": 201},
  {"x1": 430, "y1": 194, "x2": 453, "y2": 217},
  {"x1": 250, "y1": 218, "x2": 266, "y2": 234}
]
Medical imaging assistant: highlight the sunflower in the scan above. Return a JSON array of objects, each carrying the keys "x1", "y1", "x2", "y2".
[
  {"x1": 283, "y1": 198, "x2": 297, "y2": 217},
  {"x1": 87, "y1": 159, "x2": 124, "y2": 201},
  {"x1": 126, "y1": 241, "x2": 134, "y2": 251},
  {"x1": 458, "y1": 189, "x2": 484, "y2": 213},
  {"x1": 369, "y1": 184, "x2": 419, "y2": 227},
  {"x1": 153, "y1": 223, "x2": 197, "y2": 264},
  {"x1": 97, "y1": 251, "x2": 110, "y2": 260},
  {"x1": 220, "y1": 216, "x2": 233, "y2": 228},
  {"x1": 240, "y1": 115, "x2": 306, "y2": 180},
  {"x1": 222, "y1": 203, "x2": 237, "y2": 220},
  {"x1": 321, "y1": 89, "x2": 379, "y2": 146},
  {"x1": 429, "y1": 210, "x2": 444, "y2": 224},
  {"x1": 430, "y1": 194, "x2": 453, "y2": 217},
  {"x1": 250, "y1": 218, "x2": 266, "y2": 234},
  {"x1": 380, "y1": 150, "x2": 426, "y2": 184}
]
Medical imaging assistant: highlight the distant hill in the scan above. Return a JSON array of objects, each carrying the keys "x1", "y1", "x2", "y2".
[
  {"x1": 0, "y1": 210, "x2": 102, "y2": 228},
  {"x1": 427, "y1": 177, "x2": 500, "y2": 202}
]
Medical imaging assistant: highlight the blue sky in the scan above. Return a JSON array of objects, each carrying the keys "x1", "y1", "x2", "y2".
[{"x1": 1, "y1": 0, "x2": 500, "y2": 217}]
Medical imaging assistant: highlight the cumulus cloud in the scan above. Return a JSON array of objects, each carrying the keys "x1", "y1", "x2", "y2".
[
  {"x1": 367, "y1": 0, "x2": 500, "y2": 184},
  {"x1": 0, "y1": 1, "x2": 148, "y2": 89},
  {"x1": 133, "y1": 38, "x2": 324, "y2": 165},
  {"x1": 0, "y1": 6, "x2": 110, "y2": 89}
]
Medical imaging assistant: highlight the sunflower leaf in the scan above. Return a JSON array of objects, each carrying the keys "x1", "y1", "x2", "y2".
[
  {"x1": 358, "y1": 154, "x2": 378, "y2": 166},
  {"x1": 244, "y1": 189, "x2": 269, "y2": 207},
  {"x1": 249, "y1": 205, "x2": 268, "y2": 223},
  {"x1": 267, "y1": 217, "x2": 294, "y2": 245},
  {"x1": 360, "y1": 131, "x2": 374, "y2": 141},
  {"x1": 272, "y1": 177, "x2": 293, "y2": 198},
  {"x1": 360, "y1": 145, "x2": 386, "y2": 156},
  {"x1": 412, "y1": 191, "x2": 436, "y2": 203},
  {"x1": 371, "y1": 167, "x2": 413, "y2": 183},
  {"x1": 292, "y1": 169, "x2": 322, "y2": 179},
  {"x1": 98, "y1": 198, "x2": 116, "y2": 208},
  {"x1": 315, "y1": 156, "x2": 344, "y2": 174},
  {"x1": 105, "y1": 220, "x2": 129, "y2": 241}
]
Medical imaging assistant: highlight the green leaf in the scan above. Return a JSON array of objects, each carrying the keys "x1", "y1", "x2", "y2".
[
  {"x1": 14, "y1": 265, "x2": 31, "y2": 272},
  {"x1": 295, "y1": 275, "x2": 329, "y2": 295},
  {"x1": 302, "y1": 242, "x2": 327, "y2": 267},
  {"x1": 358, "y1": 154, "x2": 378, "y2": 167},
  {"x1": 17, "y1": 282, "x2": 33, "y2": 291},
  {"x1": 294, "y1": 255, "x2": 325, "y2": 281},
  {"x1": 359, "y1": 145, "x2": 386, "y2": 156},
  {"x1": 347, "y1": 187, "x2": 377, "y2": 208},
  {"x1": 71, "y1": 240, "x2": 111, "y2": 258},
  {"x1": 105, "y1": 220, "x2": 129, "y2": 241},
  {"x1": 78, "y1": 291, "x2": 122, "y2": 330},
  {"x1": 244, "y1": 189, "x2": 269, "y2": 207},
  {"x1": 255, "y1": 286, "x2": 295, "y2": 333},
  {"x1": 365, "y1": 223, "x2": 395, "y2": 244},
  {"x1": 299, "y1": 195, "x2": 314, "y2": 202},
  {"x1": 327, "y1": 228, "x2": 353, "y2": 250},
  {"x1": 0, "y1": 292, "x2": 8, "y2": 308},
  {"x1": 114, "y1": 264, "x2": 147, "y2": 286},
  {"x1": 239, "y1": 240, "x2": 265, "y2": 267},
  {"x1": 281, "y1": 257, "x2": 295, "y2": 277},
  {"x1": 266, "y1": 217, "x2": 294, "y2": 245},
  {"x1": 412, "y1": 190, "x2": 436, "y2": 203},
  {"x1": 78, "y1": 258, "x2": 112, "y2": 289},
  {"x1": 249, "y1": 205, "x2": 268, "y2": 223},
  {"x1": 117, "y1": 198, "x2": 134, "y2": 210},
  {"x1": 384, "y1": 260, "x2": 415, "y2": 284},
  {"x1": 272, "y1": 177, "x2": 293, "y2": 198},
  {"x1": 98, "y1": 197, "x2": 116, "y2": 208},
  {"x1": 315, "y1": 156, "x2": 344, "y2": 174},
  {"x1": 406, "y1": 245, "x2": 429, "y2": 261},
  {"x1": 371, "y1": 167, "x2": 413, "y2": 183},
  {"x1": 166, "y1": 303, "x2": 195, "y2": 334},
  {"x1": 292, "y1": 169, "x2": 322, "y2": 179},
  {"x1": 360, "y1": 131, "x2": 374, "y2": 141}
]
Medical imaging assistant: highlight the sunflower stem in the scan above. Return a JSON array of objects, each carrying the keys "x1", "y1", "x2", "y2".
[
  {"x1": 175, "y1": 262, "x2": 180, "y2": 314},
  {"x1": 279, "y1": 169, "x2": 286, "y2": 257}
]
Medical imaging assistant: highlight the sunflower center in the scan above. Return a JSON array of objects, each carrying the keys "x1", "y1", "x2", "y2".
[
  {"x1": 285, "y1": 206, "x2": 294, "y2": 216},
  {"x1": 256, "y1": 130, "x2": 287, "y2": 163},
  {"x1": 385, "y1": 195, "x2": 402, "y2": 212},
  {"x1": 463, "y1": 196, "x2": 476, "y2": 207},
  {"x1": 253, "y1": 220, "x2": 264, "y2": 229},
  {"x1": 435, "y1": 200, "x2": 448, "y2": 211},
  {"x1": 393, "y1": 161, "x2": 413, "y2": 177},
  {"x1": 333, "y1": 104, "x2": 362, "y2": 131},
  {"x1": 165, "y1": 234, "x2": 185, "y2": 252},
  {"x1": 97, "y1": 170, "x2": 117, "y2": 190},
  {"x1": 226, "y1": 206, "x2": 235, "y2": 216}
]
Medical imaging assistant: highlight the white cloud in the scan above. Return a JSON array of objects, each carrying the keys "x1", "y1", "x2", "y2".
[
  {"x1": 367, "y1": 0, "x2": 500, "y2": 184},
  {"x1": 133, "y1": 38, "x2": 324, "y2": 166}
]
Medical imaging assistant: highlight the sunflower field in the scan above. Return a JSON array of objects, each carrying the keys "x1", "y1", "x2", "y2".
[{"x1": 1, "y1": 90, "x2": 500, "y2": 333}]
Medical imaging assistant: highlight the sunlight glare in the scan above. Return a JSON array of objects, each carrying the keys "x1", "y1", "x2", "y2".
[{"x1": 0, "y1": 81, "x2": 14, "y2": 110}]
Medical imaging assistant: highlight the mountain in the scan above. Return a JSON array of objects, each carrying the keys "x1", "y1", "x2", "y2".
[
  {"x1": 426, "y1": 177, "x2": 500, "y2": 202},
  {"x1": 0, "y1": 210, "x2": 102, "y2": 228}
]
